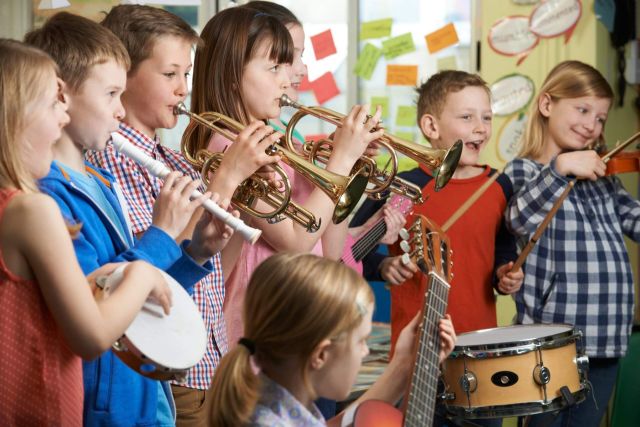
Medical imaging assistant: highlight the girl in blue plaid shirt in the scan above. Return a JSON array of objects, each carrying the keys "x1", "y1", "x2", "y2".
[{"x1": 504, "y1": 60, "x2": 640, "y2": 427}]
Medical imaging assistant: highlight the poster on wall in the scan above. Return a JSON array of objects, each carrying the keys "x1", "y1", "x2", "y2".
[{"x1": 490, "y1": 74, "x2": 535, "y2": 116}]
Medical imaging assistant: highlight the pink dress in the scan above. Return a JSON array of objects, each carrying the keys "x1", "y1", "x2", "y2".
[
  {"x1": 208, "y1": 134, "x2": 323, "y2": 344},
  {"x1": 0, "y1": 189, "x2": 83, "y2": 426}
]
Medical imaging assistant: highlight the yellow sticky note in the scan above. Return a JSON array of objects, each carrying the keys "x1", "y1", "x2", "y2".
[
  {"x1": 370, "y1": 96, "x2": 389, "y2": 119},
  {"x1": 354, "y1": 43, "x2": 382, "y2": 80},
  {"x1": 360, "y1": 18, "x2": 393, "y2": 40},
  {"x1": 382, "y1": 33, "x2": 416, "y2": 59},
  {"x1": 437, "y1": 55, "x2": 458, "y2": 71},
  {"x1": 386, "y1": 65, "x2": 418, "y2": 86},
  {"x1": 396, "y1": 106, "x2": 417, "y2": 127},
  {"x1": 425, "y1": 23, "x2": 459, "y2": 54}
]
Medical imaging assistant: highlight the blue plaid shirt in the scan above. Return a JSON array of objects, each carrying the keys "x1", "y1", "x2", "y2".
[
  {"x1": 86, "y1": 122, "x2": 228, "y2": 389},
  {"x1": 504, "y1": 157, "x2": 640, "y2": 358}
]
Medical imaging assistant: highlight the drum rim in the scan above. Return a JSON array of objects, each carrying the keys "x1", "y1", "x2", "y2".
[
  {"x1": 444, "y1": 385, "x2": 588, "y2": 419},
  {"x1": 449, "y1": 324, "x2": 581, "y2": 358}
]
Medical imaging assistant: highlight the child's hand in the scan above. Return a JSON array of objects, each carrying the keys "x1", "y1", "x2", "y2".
[
  {"x1": 330, "y1": 104, "x2": 384, "y2": 168},
  {"x1": 392, "y1": 312, "x2": 420, "y2": 365},
  {"x1": 152, "y1": 171, "x2": 209, "y2": 239},
  {"x1": 125, "y1": 261, "x2": 173, "y2": 315},
  {"x1": 186, "y1": 194, "x2": 238, "y2": 264},
  {"x1": 380, "y1": 255, "x2": 418, "y2": 285},
  {"x1": 87, "y1": 262, "x2": 124, "y2": 296},
  {"x1": 215, "y1": 121, "x2": 283, "y2": 188},
  {"x1": 496, "y1": 261, "x2": 524, "y2": 294},
  {"x1": 438, "y1": 314, "x2": 456, "y2": 363},
  {"x1": 380, "y1": 204, "x2": 407, "y2": 245},
  {"x1": 555, "y1": 150, "x2": 606, "y2": 180}
]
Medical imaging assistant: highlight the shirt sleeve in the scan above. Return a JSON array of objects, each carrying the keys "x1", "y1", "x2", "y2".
[{"x1": 615, "y1": 176, "x2": 640, "y2": 242}]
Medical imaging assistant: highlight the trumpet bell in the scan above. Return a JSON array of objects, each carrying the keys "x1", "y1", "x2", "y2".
[{"x1": 433, "y1": 140, "x2": 463, "y2": 191}]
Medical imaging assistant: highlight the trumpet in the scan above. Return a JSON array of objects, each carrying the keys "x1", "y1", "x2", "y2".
[
  {"x1": 279, "y1": 94, "x2": 463, "y2": 203},
  {"x1": 175, "y1": 103, "x2": 371, "y2": 232}
]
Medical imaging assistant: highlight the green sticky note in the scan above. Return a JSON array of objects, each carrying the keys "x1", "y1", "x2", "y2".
[
  {"x1": 382, "y1": 33, "x2": 416, "y2": 60},
  {"x1": 395, "y1": 131, "x2": 415, "y2": 142},
  {"x1": 396, "y1": 105, "x2": 417, "y2": 127},
  {"x1": 437, "y1": 55, "x2": 458, "y2": 71},
  {"x1": 360, "y1": 18, "x2": 393, "y2": 40},
  {"x1": 370, "y1": 96, "x2": 389, "y2": 118},
  {"x1": 354, "y1": 43, "x2": 382, "y2": 80}
]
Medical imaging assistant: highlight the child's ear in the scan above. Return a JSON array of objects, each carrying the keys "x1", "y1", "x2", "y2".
[
  {"x1": 538, "y1": 93, "x2": 553, "y2": 118},
  {"x1": 309, "y1": 338, "x2": 332, "y2": 371},
  {"x1": 419, "y1": 113, "x2": 439, "y2": 141}
]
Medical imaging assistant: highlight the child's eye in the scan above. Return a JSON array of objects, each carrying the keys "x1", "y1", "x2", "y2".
[
  {"x1": 108, "y1": 91, "x2": 118, "y2": 98},
  {"x1": 597, "y1": 117, "x2": 606, "y2": 124},
  {"x1": 483, "y1": 115, "x2": 493, "y2": 122},
  {"x1": 269, "y1": 65, "x2": 280, "y2": 73},
  {"x1": 184, "y1": 72, "x2": 191, "y2": 78},
  {"x1": 577, "y1": 107, "x2": 588, "y2": 114},
  {"x1": 460, "y1": 114, "x2": 471, "y2": 120},
  {"x1": 163, "y1": 72, "x2": 176, "y2": 78}
]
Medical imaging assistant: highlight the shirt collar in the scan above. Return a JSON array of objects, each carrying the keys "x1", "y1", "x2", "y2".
[{"x1": 118, "y1": 121, "x2": 160, "y2": 158}]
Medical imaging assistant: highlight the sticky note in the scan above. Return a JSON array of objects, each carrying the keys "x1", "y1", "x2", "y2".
[
  {"x1": 310, "y1": 72, "x2": 340, "y2": 105},
  {"x1": 382, "y1": 33, "x2": 416, "y2": 59},
  {"x1": 386, "y1": 65, "x2": 418, "y2": 86},
  {"x1": 437, "y1": 55, "x2": 458, "y2": 71},
  {"x1": 396, "y1": 106, "x2": 417, "y2": 127},
  {"x1": 425, "y1": 23, "x2": 459, "y2": 54},
  {"x1": 370, "y1": 96, "x2": 389, "y2": 119},
  {"x1": 298, "y1": 75, "x2": 311, "y2": 92},
  {"x1": 310, "y1": 29, "x2": 337, "y2": 60},
  {"x1": 354, "y1": 43, "x2": 382, "y2": 80},
  {"x1": 360, "y1": 18, "x2": 393, "y2": 40}
]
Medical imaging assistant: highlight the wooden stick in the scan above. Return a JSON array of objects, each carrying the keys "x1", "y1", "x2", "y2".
[{"x1": 442, "y1": 171, "x2": 500, "y2": 232}]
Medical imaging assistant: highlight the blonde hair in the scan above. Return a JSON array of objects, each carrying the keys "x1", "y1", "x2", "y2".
[
  {"x1": 416, "y1": 70, "x2": 489, "y2": 123},
  {"x1": 101, "y1": 4, "x2": 200, "y2": 75},
  {"x1": 0, "y1": 39, "x2": 58, "y2": 193},
  {"x1": 210, "y1": 253, "x2": 374, "y2": 426},
  {"x1": 24, "y1": 12, "x2": 130, "y2": 91},
  {"x1": 518, "y1": 60, "x2": 614, "y2": 159}
]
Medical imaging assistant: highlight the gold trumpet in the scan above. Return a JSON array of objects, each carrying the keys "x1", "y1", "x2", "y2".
[
  {"x1": 279, "y1": 94, "x2": 463, "y2": 203},
  {"x1": 175, "y1": 103, "x2": 371, "y2": 231}
]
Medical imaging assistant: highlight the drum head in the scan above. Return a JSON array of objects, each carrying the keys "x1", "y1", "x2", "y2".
[
  {"x1": 457, "y1": 324, "x2": 573, "y2": 347},
  {"x1": 106, "y1": 265, "x2": 207, "y2": 370}
]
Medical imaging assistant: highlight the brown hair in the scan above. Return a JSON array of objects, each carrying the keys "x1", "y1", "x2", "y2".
[
  {"x1": 243, "y1": 1, "x2": 302, "y2": 28},
  {"x1": 189, "y1": 7, "x2": 293, "y2": 150},
  {"x1": 518, "y1": 60, "x2": 614, "y2": 159},
  {"x1": 24, "y1": 12, "x2": 130, "y2": 91},
  {"x1": 100, "y1": 4, "x2": 200, "y2": 75},
  {"x1": 210, "y1": 253, "x2": 373, "y2": 426},
  {"x1": 416, "y1": 70, "x2": 489, "y2": 124},
  {"x1": 0, "y1": 39, "x2": 59, "y2": 193}
]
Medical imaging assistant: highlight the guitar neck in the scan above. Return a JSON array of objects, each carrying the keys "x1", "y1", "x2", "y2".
[
  {"x1": 344, "y1": 220, "x2": 388, "y2": 263},
  {"x1": 403, "y1": 271, "x2": 450, "y2": 427}
]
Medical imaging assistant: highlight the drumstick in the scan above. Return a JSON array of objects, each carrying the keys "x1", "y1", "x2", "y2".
[
  {"x1": 110, "y1": 132, "x2": 262, "y2": 244},
  {"x1": 441, "y1": 171, "x2": 500, "y2": 232}
]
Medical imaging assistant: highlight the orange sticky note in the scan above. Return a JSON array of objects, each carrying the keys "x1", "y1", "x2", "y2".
[
  {"x1": 310, "y1": 72, "x2": 340, "y2": 105},
  {"x1": 425, "y1": 23, "x2": 459, "y2": 54},
  {"x1": 386, "y1": 65, "x2": 418, "y2": 86},
  {"x1": 310, "y1": 29, "x2": 337, "y2": 60},
  {"x1": 298, "y1": 74, "x2": 311, "y2": 92}
]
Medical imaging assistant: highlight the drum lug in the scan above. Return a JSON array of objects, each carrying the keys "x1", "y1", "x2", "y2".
[
  {"x1": 576, "y1": 355, "x2": 589, "y2": 374},
  {"x1": 460, "y1": 372, "x2": 477, "y2": 393},
  {"x1": 533, "y1": 364, "x2": 551, "y2": 386}
]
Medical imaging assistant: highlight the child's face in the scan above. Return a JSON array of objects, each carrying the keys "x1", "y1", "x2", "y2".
[
  {"x1": 122, "y1": 35, "x2": 192, "y2": 135},
  {"x1": 316, "y1": 304, "x2": 373, "y2": 401},
  {"x1": 541, "y1": 95, "x2": 610, "y2": 153},
  {"x1": 22, "y1": 71, "x2": 69, "y2": 179},
  {"x1": 284, "y1": 24, "x2": 307, "y2": 102},
  {"x1": 241, "y1": 40, "x2": 291, "y2": 121},
  {"x1": 65, "y1": 60, "x2": 126, "y2": 151},
  {"x1": 424, "y1": 86, "x2": 492, "y2": 168}
]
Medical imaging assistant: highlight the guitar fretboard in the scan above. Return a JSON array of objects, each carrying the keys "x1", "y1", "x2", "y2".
[{"x1": 403, "y1": 271, "x2": 450, "y2": 427}]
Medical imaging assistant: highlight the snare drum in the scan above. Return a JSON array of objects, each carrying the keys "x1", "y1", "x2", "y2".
[
  {"x1": 442, "y1": 324, "x2": 589, "y2": 419},
  {"x1": 102, "y1": 265, "x2": 207, "y2": 383}
]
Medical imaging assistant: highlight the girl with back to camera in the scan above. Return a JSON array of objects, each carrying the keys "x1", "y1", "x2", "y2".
[
  {"x1": 209, "y1": 253, "x2": 456, "y2": 426},
  {"x1": 0, "y1": 39, "x2": 171, "y2": 425},
  {"x1": 504, "y1": 60, "x2": 640, "y2": 427},
  {"x1": 190, "y1": 7, "x2": 383, "y2": 345}
]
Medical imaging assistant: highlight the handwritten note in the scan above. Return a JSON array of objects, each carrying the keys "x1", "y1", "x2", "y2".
[
  {"x1": 425, "y1": 23, "x2": 459, "y2": 54},
  {"x1": 360, "y1": 18, "x2": 393, "y2": 40},
  {"x1": 396, "y1": 106, "x2": 417, "y2": 127},
  {"x1": 370, "y1": 96, "x2": 389, "y2": 118},
  {"x1": 310, "y1": 72, "x2": 340, "y2": 105},
  {"x1": 354, "y1": 43, "x2": 382, "y2": 80},
  {"x1": 310, "y1": 29, "x2": 337, "y2": 60},
  {"x1": 382, "y1": 33, "x2": 416, "y2": 59},
  {"x1": 437, "y1": 55, "x2": 458, "y2": 71},
  {"x1": 386, "y1": 65, "x2": 418, "y2": 86}
]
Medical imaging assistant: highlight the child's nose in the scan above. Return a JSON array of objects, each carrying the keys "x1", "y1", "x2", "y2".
[{"x1": 175, "y1": 76, "x2": 188, "y2": 98}]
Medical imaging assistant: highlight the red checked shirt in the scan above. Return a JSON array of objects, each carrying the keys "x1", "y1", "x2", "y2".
[{"x1": 86, "y1": 122, "x2": 228, "y2": 389}]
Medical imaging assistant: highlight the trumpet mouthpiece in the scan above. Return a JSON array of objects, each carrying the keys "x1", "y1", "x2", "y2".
[
  {"x1": 173, "y1": 102, "x2": 188, "y2": 116},
  {"x1": 279, "y1": 94, "x2": 299, "y2": 108}
]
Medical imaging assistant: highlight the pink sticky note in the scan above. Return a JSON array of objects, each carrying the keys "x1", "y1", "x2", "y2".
[
  {"x1": 310, "y1": 72, "x2": 340, "y2": 105},
  {"x1": 310, "y1": 29, "x2": 337, "y2": 60}
]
